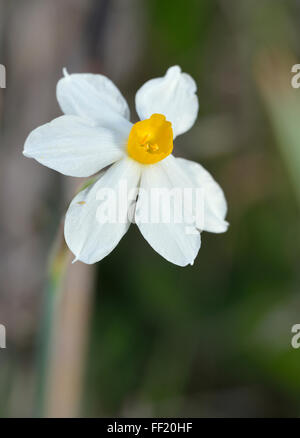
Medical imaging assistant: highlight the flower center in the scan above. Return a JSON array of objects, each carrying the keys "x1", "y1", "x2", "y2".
[{"x1": 127, "y1": 114, "x2": 173, "y2": 164}]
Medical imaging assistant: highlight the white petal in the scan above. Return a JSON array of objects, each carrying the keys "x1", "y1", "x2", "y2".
[
  {"x1": 175, "y1": 157, "x2": 229, "y2": 233},
  {"x1": 23, "y1": 115, "x2": 128, "y2": 177},
  {"x1": 135, "y1": 65, "x2": 199, "y2": 138},
  {"x1": 57, "y1": 70, "x2": 131, "y2": 131},
  {"x1": 135, "y1": 163, "x2": 201, "y2": 267},
  {"x1": 64, "y1": 157, "x2": 141, "y2": 264}
]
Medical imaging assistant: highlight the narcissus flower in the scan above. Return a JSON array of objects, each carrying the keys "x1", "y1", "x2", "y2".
[{"x1": 23, "y1": 66, "x2": 228, "y2": 266}]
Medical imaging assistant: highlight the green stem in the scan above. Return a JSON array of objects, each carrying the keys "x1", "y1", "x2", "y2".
[
  {"x1": 35, "y1": 224, "x2": 69, "y2": 417},
  {"x1": 34, "y1": 179, "x2": 95, "y2": 417}
]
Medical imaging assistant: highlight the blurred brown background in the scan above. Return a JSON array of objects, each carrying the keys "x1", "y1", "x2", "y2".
[{"x1": 1, "y1": 0, "x2": 300, "y2": 418}]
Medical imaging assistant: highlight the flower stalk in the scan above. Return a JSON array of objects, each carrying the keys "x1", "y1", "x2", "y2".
[
  {"x1": 35, "y1": 221, "x2": 70, "y2": 417},
  {"x1": 36, "y1": 220, "x2": 94, "y2": 417}
]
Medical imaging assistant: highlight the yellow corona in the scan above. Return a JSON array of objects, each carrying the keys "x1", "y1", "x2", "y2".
[{"x1": 127, "y1": 113, "x2": 173, "y2": 165}]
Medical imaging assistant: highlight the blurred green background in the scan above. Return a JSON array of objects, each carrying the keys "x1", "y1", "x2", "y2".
[{"x1": 1, "y1": 0, "x2": 300, "y2": 418}]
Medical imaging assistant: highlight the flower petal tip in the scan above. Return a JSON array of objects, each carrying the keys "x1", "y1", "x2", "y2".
[
  {"x1": 23, "y1": 148, "x2": 33, "y2": 159},
  {"x1": 62, "y1": 67, "x2": 70, "y2": 78},
  {"x1": 167, "y1": 65, "x2": 182, "y2": 76},
  {"x1": 72, "y1": 255, "x2": 79, "y2": 264},
  {"x1": 223, "y1": 221, "x2": 230, "y2": 231}
]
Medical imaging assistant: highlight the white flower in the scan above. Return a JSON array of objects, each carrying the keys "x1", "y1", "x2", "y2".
[{"x1": 23, "y1": 66, "x2": 228, "y2": 266}]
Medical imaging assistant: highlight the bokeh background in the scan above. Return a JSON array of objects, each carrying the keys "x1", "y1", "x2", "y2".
[{"x1": 1, "y1": 0, "x2": 300, "y2": 418}]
